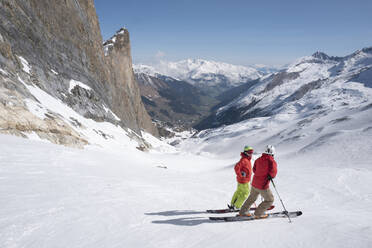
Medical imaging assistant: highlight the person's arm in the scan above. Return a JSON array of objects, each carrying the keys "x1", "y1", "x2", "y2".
[
  {"x1": 234, "y1": 161, "x2": 241, "y2": 176},
  {"x1": 268, "y1": 159, "x2": 277, "y2": 179},
  {"x1": 247, "y1": 161, "x2": 252, "y2": 180}
]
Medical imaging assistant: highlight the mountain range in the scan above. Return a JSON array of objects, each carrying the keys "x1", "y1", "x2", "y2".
[
  {"x1": 134, "y1": 60, "x2": 278, "y2": 132},
  {"x1": 134, "y1": 48, "x2": 372, "y2": 134},
  {"x1": 196, "y1": 47, "x2": 372, "y2": 129},
  {"x1": 134, "y1": 59, "x2": 273, "y2": 97},
  {"x1": 178, "y1": 48, "x2": 372, "y2": 169}
]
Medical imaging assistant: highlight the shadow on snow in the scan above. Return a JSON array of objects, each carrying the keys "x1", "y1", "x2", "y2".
[
  {"x1": 145, "y1": 210, "x2": 225, "y2": 226},
  {"x1": 145, "y1": 210, "x2": 207, "y2": 216},
  {"x1": 151, "y1": 217, "x2": 217, "y2": 226}
]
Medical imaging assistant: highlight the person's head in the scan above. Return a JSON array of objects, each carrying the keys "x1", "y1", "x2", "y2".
[
  {"x1": 243, "y1": 145, "x2": 254, "y2": 157},
  {"x1": 264, "y1": 145, "x2": 275, "y2": 156}
]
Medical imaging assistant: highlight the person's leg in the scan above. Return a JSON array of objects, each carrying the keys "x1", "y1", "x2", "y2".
[
  {"x1": 254, "y1": 188, "x2": 274, "y2": 217},
  {"x1": 230, "y1": 184, "x2": 240, "y2": 207},
  {"x1": 239, "y1": 186, "x2": 259, "y2": 215},
  {"x1": 234, "y1": 183, "x2": 250, "y2": 209}
]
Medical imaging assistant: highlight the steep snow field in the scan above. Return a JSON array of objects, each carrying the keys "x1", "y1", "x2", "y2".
[
  {"x1": 1, "y1": 107, "x2": 372, "y2": 248},
  {"x1": 1, "y1": 51, "x2": 372, "y2": 247}
]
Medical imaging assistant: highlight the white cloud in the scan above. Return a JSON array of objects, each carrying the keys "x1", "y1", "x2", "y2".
[{"x1": 155, "y1": 51, "x2": 166, "y2": 59}]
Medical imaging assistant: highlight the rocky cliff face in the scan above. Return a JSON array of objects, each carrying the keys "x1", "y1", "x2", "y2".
[
  {"x1": 104, "y1": 29, "x2": 157, "y2": 136},
  {"x1": 0, "y1": 0, "x2": 158, "y2": 147}
]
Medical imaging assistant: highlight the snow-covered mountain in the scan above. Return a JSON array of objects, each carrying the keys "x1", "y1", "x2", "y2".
[
  {"x1": 195, "y1": 47, "x2": 372, "y2": 129},
  {"x1": 133, "y1": 59, "x2": 270, "y2": 128},
  {"x1": 133, "y1": 59, "x2": 267, "y2": 130},
  {"x1": 134, "y1": 59, "x2": 264, "y2": 89}
]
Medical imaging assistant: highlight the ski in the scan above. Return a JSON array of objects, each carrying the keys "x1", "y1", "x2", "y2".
[
  {"x1": 209, "y1": 210, "x2": 302, "y2": 221},
  {"x1": 206, "y1": 205, "x2": 274, "y2": 214}
]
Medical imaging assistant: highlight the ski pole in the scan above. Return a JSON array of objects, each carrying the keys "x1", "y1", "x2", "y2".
[{"x1": 270, "y1": 178, "x2": 292, "y2": 223}]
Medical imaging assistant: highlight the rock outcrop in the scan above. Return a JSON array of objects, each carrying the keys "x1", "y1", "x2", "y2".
[
  {"x1": 104, "y1": 29, "x2": 157, "y2": 136},
  {"x1": 0, "y1": 0, "x2": 158, "y2": 147}
]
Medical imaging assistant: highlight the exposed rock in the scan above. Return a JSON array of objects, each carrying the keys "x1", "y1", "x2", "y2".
[
  {"x1": 0, "y1": 82, "x2": 88, "y2": 148},
  {"x1": 285, "y1": 79, "x2": 324, "y2": 102},
  {"x1": 0, "y1": 0, "x2": 158, "y2": 147},
  {"x1": 104, "y1": 29, "x2": 158, "y2": 136}
]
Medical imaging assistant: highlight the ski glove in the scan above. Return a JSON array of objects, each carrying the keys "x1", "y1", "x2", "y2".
[
  {"x1": 267, "y1": 175, "x2": 272, "y2": 180},
  {"x1": 241, "y1": 171, "x2": 246, "y2": 177}
]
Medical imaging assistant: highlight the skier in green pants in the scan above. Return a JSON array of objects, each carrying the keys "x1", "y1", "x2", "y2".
[{"x1": 228, "y1": 146, "x2": 253, "y2": 210}]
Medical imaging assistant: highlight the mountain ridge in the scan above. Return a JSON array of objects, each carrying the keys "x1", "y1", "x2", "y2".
[
  {"x1": 134, "y1": 59, "x2": 266, "y2": 89},
  {"x1": 194, "y1": 47, "x2": 372, "y2": 130}
]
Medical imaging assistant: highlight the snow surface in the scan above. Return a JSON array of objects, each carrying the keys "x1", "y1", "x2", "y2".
[
  {"x1": 102, "y1": 105, "x2": 121, "y2": 121},
  {"x1": 50, "y1": 69, "x2": 59, "y2": 75},
  {"x1": 18, "y1": 56, "x2": 31, "y2": 74},
  {"x1": 0, "y1": 68, "x2": 9, "y2": 76},
  {"x1": 1, "y1": 102, "x2": 372, "y2": 247},
  {"x1": 103, "y1": 43, "x2": 113, "y2": 56},
  {"x1": 1, "y1": 51, "x2": 372, "y2": 247},
  {"x1": 68, "y1": 79, "x2": 92, "y2": 93}
]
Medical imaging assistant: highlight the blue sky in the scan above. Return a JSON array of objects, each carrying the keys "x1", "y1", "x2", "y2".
[{"x1": 94, "y1": 0, "x2": 372, "y2": 66}]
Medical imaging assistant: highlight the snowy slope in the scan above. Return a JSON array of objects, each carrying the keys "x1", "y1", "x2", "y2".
[
  {"x1": 1, "y1": 104, "x2": 372, "y2": 247},
  {"x1": 134, "y1": 59, "x2": 263, "y2": 87},
  {"x1": 1, "y1": 86, "x2": 372, "y2": 248},
  {"x1": 203, "y1": 48, "x2": 372, "y2": 129},
  {"x1": 1, "y1": 50, "x2": 372, "y2": 248}
]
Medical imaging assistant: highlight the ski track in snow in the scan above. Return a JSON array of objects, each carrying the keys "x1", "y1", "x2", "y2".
[{"x1": 0, "y1": 134, "x2": 372, "y2": 248}]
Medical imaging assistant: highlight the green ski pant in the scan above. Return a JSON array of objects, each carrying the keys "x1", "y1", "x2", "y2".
[{"x1": 230, "y1": 183, "x2": 250, "y2": 209}]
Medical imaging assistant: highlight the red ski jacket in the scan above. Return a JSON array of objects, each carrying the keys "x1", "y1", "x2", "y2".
[
  {"x1": 252, "y1": 153, "x2": 277, "y2": 190},
  {"x1": 234, "y1": 153, "x2": 252, "y2": 184}
]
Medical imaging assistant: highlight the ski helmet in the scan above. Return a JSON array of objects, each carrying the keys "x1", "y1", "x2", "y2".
[
  {"x1": 264, "y1": 145, "x2": 275, "y2": 156},
  {"x1": 244, "y1": 145, "x2": 253, "y2": 154}
]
